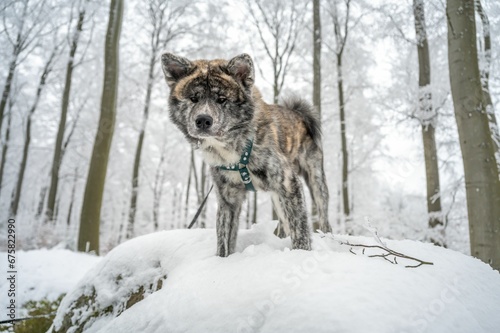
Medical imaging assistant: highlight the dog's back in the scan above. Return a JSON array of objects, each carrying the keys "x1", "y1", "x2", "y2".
[{"x1": 253, "y1": 95, "x2": 323, "y2": 181}]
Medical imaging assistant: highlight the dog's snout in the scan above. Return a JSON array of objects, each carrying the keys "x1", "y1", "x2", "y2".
[{"x1": 195, "y1": 114, "x2": 213, "y2": 130}]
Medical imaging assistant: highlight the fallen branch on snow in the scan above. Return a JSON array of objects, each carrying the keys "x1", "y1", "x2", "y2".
[
  {"x1": 336, "y1": 239, "x2": 433, "y2": 268},
  {"x1": 318, "y1": 221, "x2": 434, "y2": 268}
]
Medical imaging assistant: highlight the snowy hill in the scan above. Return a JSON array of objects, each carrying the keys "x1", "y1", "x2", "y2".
[{"x1": 49, "y1": 222, "x2": 500, "y2": 333}]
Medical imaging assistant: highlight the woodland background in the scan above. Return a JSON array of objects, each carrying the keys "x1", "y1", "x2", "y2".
[{"x1": 0, "y1": 0, "x2": 499, "y2": 265}]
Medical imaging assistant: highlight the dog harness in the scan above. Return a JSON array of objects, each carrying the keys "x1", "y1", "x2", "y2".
[{"x1": 218, "y1": 139, "x2": 256, "y2": 191}]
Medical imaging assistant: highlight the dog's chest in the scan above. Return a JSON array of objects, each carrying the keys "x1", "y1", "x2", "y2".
[
  {"x1": 201, "y1": 139, "x2": 273, "y2": 191},
  {"x1": 200, "y1": 139, "x2": 240, "y2": 166},
  {"x1": 217, "y1": 167, "x2": 268, "y2": 191}
]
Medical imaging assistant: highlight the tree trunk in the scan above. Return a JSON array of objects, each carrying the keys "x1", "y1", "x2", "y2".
[
  {"x1": 126, "y1": 49, "x2": 156, "y2": 239},
  {"x1": 337, "y1": 53, "x2": 350, "y2": 227},
  {"x1": 177, "y1": 187, "x2": 183, "y2": 227},
  {"x1": 246, "y1": 196, "x2": 251, "y2": 229},
  {"x1": 45, "y1": 5, "x2": 87, "y2": 223},
  {"x1": 36, "y1": 186, "x2": 48, "y2": 218},
  {"x1": 184, "y1": 153, "x2": 193, "y2": 225},
  {"x1": 0, "y1": 109, "x2": 13, "y2": 196},
  {"x1": 252, "y1": 191, "x2": 257, "y2": 225},
  {"x1": 10, "y1": 114, "x2": 32, "y2": 218},
  {"x1": 199, "y1": 161, "x2": 207, "y2": 228},
  {"x1": 421, "y1": 126, "x2": 442, "y2": 228},
  {"x1": 78, "y1": 0, "x2": 123, "y2": 254},
  {"x1": 191, "y1": 149, "x2": 200, "y2": 199},
  {"x1": 189, "y1": 156, "x2": 208, "y2": 229},
  {"x1": 313, "y1": 0, "x2": 322, "y2": 117},
  {"x1": 475, "y1": 0, "x2": 500, "y2": 171},
  {"x1": 152, "y1": 150, "x2": 165, "y2": 231},
  {"x1": 328, "y1": 0, "x2": 352, "y2": 232},
  {"x1": 447, "y1": 0, "x2": 500, "y2": 269},
  {"x1": 413, "y1": 0, "x2": 444, "y2": 244},
  {"x1": 272, "y1": 66, "x2": 281, "y2": 224},
  {"x1": 9, "y1": 47, "x2": 56, "y2": 218},
  {"x1": 272, "y1": 72, "x2": 283, "y2": 234},
  {"x1": 173, "y1": 187, "x2": 178, "y2": 228},
  {"x1": 67, "y1": 168, "x2": 78, "y2": 226},
  {"x1": 0, "y1": 59, "x2": 17, "y2": 135},
  {"x1": 311, "y1": 0, "x2": 322, "y2": 230}
]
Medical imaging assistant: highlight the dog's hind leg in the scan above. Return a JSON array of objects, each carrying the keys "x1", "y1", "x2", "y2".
[
  {"x1": 271, "y1": 193, "x2": 290, "y2": 236},
  {"x1": 303, "y1": 154, "x2": 332, "y2": 234},
  {"x1": 272, "y1": 172, "x2": 312, "y2": 251},
  {"x1": 213, "y1": 180, "x2": 246, "y2": 257}
]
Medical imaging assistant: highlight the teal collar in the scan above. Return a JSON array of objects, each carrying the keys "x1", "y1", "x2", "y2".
[{"x1": 218, "y1": 139, "x2": 256, "y2": 191}]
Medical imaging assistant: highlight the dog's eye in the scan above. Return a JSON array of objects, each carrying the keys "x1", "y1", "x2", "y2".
[
  {"x1": 216, "y1": 96, "x2": 227, "y2": 104},
  {"x1": 190, "y1": 96, "x2": 199, "y2": 103}
]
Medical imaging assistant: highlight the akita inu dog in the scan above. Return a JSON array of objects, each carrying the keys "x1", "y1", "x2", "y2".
[{"x1": 161, "y1": 53, "x2": 332, "y2": 257}]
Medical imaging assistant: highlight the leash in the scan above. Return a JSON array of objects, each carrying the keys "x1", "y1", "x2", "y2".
[{"x1": 187, "y1": 185, "x2": 213, "y2": 229}]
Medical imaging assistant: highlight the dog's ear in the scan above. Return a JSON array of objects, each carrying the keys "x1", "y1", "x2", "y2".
[
  {"x1": 227, "y1": 54, "x2": 254, "y2": 89},
  {"x1": 161, "y1": 53, "x2": 193, "y2": 88}
]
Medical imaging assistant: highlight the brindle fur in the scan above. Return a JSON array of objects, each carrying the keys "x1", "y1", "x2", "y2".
[{"x1": 161, "y1": 53, "x2": 332, "y2": 257}]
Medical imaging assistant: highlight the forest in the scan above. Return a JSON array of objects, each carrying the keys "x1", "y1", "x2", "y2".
[{"x1": 0, "y1": 0, "x2": 499, "y2": 266}]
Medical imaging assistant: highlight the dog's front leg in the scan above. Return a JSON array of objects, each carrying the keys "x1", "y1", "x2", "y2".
[
  {"x1": 272, "y1": 173, "x2": 312, "y2": 251},
  {"x1": 213, "y1": 176, "x2": 245, "y2": 257}
]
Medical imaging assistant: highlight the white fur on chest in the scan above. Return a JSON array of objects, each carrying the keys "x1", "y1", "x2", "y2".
[{"x1": 200, "y1": 138, "x2": 240, "y2": 166}]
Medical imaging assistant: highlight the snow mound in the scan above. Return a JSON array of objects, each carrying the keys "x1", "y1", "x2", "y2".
[
  {"x1": 0, "y1": 248, "x2": 101, "y2": 318},
  {"x1": 50, "y1": 221, "x2": 500, "y2": 333}
]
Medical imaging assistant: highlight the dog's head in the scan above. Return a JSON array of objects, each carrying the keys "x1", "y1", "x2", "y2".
[{"x1": 161, "y1": 53, "x2": 255, "y2": 143}]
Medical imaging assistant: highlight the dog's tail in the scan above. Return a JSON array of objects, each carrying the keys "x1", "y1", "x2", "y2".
[{"x1": 282, "y1": 96, "x2": 322, "y2": 148}]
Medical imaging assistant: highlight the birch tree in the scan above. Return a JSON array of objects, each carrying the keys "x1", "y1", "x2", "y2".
[
  {"x1": 412, "y1": 0, "x2": 444, "y2": 245},
  {"x1": 447, "y1": 0, "x2": 500, "y2": 270},
  {"x1": 78, "y1": 0, "x2": 123, "y2": 254}
]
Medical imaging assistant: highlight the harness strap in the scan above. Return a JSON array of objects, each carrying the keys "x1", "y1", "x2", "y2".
[{"x1": 218, "y1": 139, "x2": 256, "y2": 191}]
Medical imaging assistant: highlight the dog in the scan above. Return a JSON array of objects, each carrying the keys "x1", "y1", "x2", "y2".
[{"x1": 161, "y1": 53, "x2": 332, "y2": 257}]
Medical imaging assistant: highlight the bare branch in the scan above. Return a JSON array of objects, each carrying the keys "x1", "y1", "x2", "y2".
[
  {"x1": 247, "y1": 0, "x2": 274, "y2": 62},
  {"x1": 321, "y1": 233, "x2": 434, "y2": 268}
]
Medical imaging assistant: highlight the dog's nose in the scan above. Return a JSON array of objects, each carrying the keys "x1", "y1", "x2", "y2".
[{"x1": 195, "y1": 115, "x2": 213, "y2": 130}]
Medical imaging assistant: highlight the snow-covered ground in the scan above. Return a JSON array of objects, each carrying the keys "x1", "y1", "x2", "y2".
[
  {"x1": 0, "y1": 248, "x2": 101, "y2": 319},
  {"x1": 46, "y1": 221, "x2": 500, "y2": 333}
]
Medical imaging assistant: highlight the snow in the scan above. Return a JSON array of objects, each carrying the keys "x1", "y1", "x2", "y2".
[
  {"x1": 0, "y1": 248, "x2": 101, "y2": 317},
  {"x1": 48, "y1": 221, "x2": 500, "y2": 333}
]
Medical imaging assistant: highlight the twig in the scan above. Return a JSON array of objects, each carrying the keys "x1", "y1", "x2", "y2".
[
  {"x1": 318, "y1": 226, "x2": 434, "y2": 269},
  {"x1": 337, "y1": 239, "x2": 433, "y2": 268}
]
